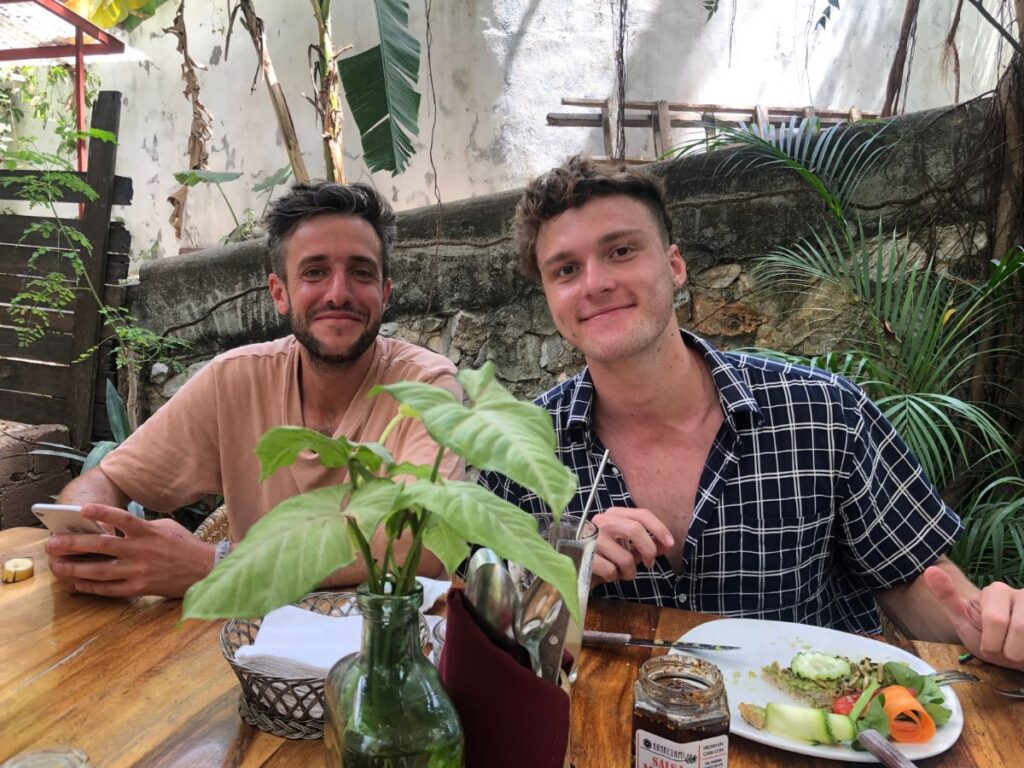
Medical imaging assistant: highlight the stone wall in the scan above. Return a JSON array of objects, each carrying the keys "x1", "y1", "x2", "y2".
[
  {"x1": 130, "y1": 99, "x2": 993, "y2": 411},
  {"x1": 0, "y1": 422, "x2": 72, "y2": 530}
]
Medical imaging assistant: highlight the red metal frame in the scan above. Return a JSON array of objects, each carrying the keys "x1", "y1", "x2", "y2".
[{"x1": 0, "y1": 0, "x2": 126, "y2": 170}]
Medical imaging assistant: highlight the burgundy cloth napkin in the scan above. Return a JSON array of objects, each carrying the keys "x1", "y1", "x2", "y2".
[{"x1": 439, "y1": 587, "x2": 570, "y2": 768}]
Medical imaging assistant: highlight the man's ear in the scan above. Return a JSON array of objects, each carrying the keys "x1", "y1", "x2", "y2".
[
  {"x1": 381, "y1": 277, "x2": 393, "y2": 310},
  {"x1": 668, "y1": 244, "x2": 687, "y2": 288},
  {"x1": 268, "y1": 273, "x2": 290, "y2": 317}
]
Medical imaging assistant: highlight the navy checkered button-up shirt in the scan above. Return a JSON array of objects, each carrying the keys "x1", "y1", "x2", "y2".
[{"x1": 479, "y1": 330, "x2": 963, "y2": 635}]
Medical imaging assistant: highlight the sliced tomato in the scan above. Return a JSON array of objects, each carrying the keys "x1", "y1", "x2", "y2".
[{"x1": 832, "y1": 693, "x2": 861, "y2": 715}]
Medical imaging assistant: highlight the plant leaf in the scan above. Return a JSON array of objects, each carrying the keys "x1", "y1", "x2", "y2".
[
  {"x1": 255, "y1": 426, "x2": 357, "y2": 481},
  {"x1": 374, "y1": 361, "x2": 577, "y2": 515},
  {"x1": 173, "y1": 170, "x2": 243, "y2": 186},
  {"x1": 252, "y1": 164, "x2": 292, "y2": 193},
  {"x1": 400, "y1": 479, "x2": 581, "y2": 623},
  {"x1": 182, "y1": 484, "x2": 357, "y2": 620},
  {"x1": 337, "y1": 0, "x2": 421, "y2": 174},
  {"x1": 83, "y1": 440, "x2": 119, "y2": 472},
  {"x1": 104, "y1": 379, "x2": 130, "y2": 443}
]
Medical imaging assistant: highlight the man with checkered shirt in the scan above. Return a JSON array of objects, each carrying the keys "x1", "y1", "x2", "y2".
[{"x1": 479, "y1": 155, "x2": 1024, "y2": 672}]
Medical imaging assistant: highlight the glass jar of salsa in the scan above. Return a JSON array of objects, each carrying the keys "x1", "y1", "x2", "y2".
[{"x1": 632, "y1": 655, "x2": 730, "y2": 768}]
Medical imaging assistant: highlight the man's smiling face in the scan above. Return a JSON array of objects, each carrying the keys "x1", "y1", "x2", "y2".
[
  {"x1": 535, "y1": 194, "x2": 685, "y2": 366},
  {"x1": 269, "y1": 213, "x2": 392, "y2": 369}
]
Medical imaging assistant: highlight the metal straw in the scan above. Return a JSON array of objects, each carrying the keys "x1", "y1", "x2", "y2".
[{"x1": 574, "y1": 448, "x2": 611, "y2": 539}]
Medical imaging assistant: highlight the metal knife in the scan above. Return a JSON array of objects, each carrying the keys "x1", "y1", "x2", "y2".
[{"x1": 582, "y1": 629, "x2": 740, "y2": 652}]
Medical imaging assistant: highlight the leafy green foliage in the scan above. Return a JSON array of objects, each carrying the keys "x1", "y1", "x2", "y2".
[
  {"x1": 337, "y1": 0, "x2": 421, "y2": 174},
  {"x1": 182, "y1": 364, "x2": 581, "y2": 625},
  {"x1": 670, "y1": 117, "x2": 890, "y2": 227},
  {"x1": 0, "y1": 64, "x2": 102, "y2": 158},
  {"x1": 173, "y1": 169, "x2": 243, "y2": 186},
  {"x1": 951, "y1": 476, "x2": 1024, "y2": 588},
  {"x1": 3, "y1": 137, "x2": 190, "y2": 372},
  {"x1": 752, "y1": 230, "x2": 1021, "y2": 489}
]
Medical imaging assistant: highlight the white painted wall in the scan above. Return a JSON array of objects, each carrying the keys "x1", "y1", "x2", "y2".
[{"x1": 16, "y1": 0, "x2": 1010, "y2": 266}]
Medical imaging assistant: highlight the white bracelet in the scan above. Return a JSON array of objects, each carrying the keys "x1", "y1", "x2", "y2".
[{"x1": 213, "y1": 539, "x2": 231, "y2": 568}]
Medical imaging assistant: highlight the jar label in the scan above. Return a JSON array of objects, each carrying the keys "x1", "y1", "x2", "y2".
[{"x1": 634, "y1": 728, "x2": 728, "y2": 768}]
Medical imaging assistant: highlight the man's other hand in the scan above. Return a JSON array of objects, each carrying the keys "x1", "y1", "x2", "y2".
[
  {"x1": 924, "y1": 565, "x2": 1024, "y2": 671},
  {"x1": 590, "y1": 506, "x2": 674, "y2": 586},
  {"x1": 45, "y1": 503, "x2": 215, "y2": 599}
]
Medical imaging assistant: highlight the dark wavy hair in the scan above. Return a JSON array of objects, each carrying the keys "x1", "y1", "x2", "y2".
[
  {"x1": 513, "y1": 155, "x2": 673, "y2": 281},
  {"x1": 264, "y1": 181, "x2": 396, "y2": 281}
]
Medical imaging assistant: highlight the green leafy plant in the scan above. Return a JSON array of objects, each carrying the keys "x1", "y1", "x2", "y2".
[
  {"x1": 2, "y1": 134, "x2": 189, "y2": 372},
  {"x1": 0, "y1": 64, "x2": 102, "y2": 158},
  {"x1": 182, "y1": 362, "x2": 582, "y2": 624},
  {"x1": 336, "y1": 0, "x2": 421, "y2": 175},
  {"x1": 950, "y1": 475, "x2": 1024, "y2": 588},
  {"x1": 752, "y1": 230, "x2": 1022, "y2": 490},
  {"x1": 173, "y1": 164, "x2": 291, "y2": 243}
]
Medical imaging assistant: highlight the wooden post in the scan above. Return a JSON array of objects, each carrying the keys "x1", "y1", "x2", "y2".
[
  {"x1": 66, "y1": 91, "x2": 120, "y2": 449},
  {"x1": 702, "y1": 112, "x2": 717, "y2": 147},
  {"x1": 600, "y1": 100, "x2": 614, "y2": 157},
  {"x1": 754, "y1": 104, "x2": 769, "y2": 135},
  {"x1": 655, "y1": 100, "x2": 672, "y2": 157}
]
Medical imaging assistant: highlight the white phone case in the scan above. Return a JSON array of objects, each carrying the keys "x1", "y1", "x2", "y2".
[{"x1": 31, "y1": 504, "x2": 106, "y2": 536}]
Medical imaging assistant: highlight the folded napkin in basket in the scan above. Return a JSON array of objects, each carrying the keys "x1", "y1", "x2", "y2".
[
  {"x1": 233, "y1": 578, "x2": 449, "y2": 679},
  {"x1": 439, "y1": 587, "x2": 570, "y2": 768}
]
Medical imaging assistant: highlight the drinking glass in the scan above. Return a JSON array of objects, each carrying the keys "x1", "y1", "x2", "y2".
[{"x1": 509, "y1": 512, "x2": 598, "y2": 683}]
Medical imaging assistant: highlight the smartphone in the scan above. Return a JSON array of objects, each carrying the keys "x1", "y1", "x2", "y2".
[{"x1": 31, "y1": 504, "x2": 106, "y2": 536}]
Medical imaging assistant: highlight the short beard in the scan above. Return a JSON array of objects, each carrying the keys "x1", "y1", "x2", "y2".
[{"x1": 290, "y1": 313, "x2": 380, "y2": 372}]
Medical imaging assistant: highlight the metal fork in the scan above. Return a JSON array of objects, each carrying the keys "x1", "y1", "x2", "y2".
[{"x1": 930, "y1": 669, "x2": 1024, "y2": 699}]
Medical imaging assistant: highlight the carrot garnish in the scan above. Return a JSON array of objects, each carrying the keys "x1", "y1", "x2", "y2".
[{"x1": 879, "y1": 684, "x2": 937, "y2": 743}]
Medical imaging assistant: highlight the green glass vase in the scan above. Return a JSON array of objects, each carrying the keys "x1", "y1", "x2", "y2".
[{"x1": 323, "y1": 582, "x2": 463, "y2": 767}]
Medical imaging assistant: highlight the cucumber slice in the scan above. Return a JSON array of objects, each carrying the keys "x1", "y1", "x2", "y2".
[
  {"x1": 827, "y1": 713, "x2": 856, "y2": 742},
  {"x1": 764, "y1": 702, "x2": 834, "y2": 745},
  {"x1": 791, "y1": 652, "x2": 852, "y2": 681}
]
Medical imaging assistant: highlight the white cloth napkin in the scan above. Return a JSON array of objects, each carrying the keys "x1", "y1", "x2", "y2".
[{"x1": 233, "y1": 578, "x2": 451, "y2": 679}]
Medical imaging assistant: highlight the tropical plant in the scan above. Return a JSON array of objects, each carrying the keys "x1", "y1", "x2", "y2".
[
  {"x1": 753, "y1": 229, "x2": 1022, "y2": 490},
  {"x1": 172, "y1": 164, "x2": 291, "y2": 243},
  {"x1": 0, "y1": 64, "x2": 102, "y2": 158},
  {"x1": 336, "y1": 0, "x2": 422, "y2": 175},
  {"x1": 951, "y1": 475, "x2": 1024, "y2": 588},
  {"x1": 181, "y1": 363, "x2": 582, "y2": 625},
  {"x1": 680, "y1": 115, "x2": 1024, "y2": 585}
]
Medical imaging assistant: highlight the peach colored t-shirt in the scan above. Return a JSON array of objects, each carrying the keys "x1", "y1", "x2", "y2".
[{"x1": 101, "y1": 335, "x2": 462, "y2": 540}]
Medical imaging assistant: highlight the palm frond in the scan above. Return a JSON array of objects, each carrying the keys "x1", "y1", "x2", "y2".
[
  {"x1": 337, "y1": 0, "x2": 421, "y2": 174},
  {"x1": 950, "y1": 477, "x2": 1024, "y2": 588},
  {"x1": 669, "y1": 117, "x2": 891, "y2": 223}
]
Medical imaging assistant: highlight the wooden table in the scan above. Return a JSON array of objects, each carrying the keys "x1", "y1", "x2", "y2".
[{"x1": 2, "y1": 526, "x2": 1021, "y2": 767}]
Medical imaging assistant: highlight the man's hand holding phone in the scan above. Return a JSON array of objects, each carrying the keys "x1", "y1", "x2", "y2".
[{"x1": 42, "y1": 502, "x2": 215, "y2": 598}]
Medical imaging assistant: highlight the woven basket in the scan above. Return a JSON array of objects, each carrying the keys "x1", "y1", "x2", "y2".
[{"x1": 220, "y1": 591, "x2": 431, "y2": 740}]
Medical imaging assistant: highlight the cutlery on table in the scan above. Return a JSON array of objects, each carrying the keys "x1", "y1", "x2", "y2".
[
  {"x1": 930, "y1": 669, "x2": 1024, "y2": 699},
  {"x1": 515, "y1": 579, "x2": 564, "y2": 676},
  {"x1": 582, "y1": 630, "x2": 740, "y2": 652},
  {"x1": 463, "y1": 548, "x2": 521, "y2": 652},
  {"x1": 857, "y1": 729, "x2": 918, "y2": 768}
]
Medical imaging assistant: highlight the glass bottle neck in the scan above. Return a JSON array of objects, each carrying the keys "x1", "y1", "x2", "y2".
[{"x1": 356, "y1": 582, "x2": 423, "y2": 665}]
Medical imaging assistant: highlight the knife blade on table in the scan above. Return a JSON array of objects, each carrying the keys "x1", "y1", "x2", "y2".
[{"x1": 583, "y1": 630, "x2": 740, "y2": 652}]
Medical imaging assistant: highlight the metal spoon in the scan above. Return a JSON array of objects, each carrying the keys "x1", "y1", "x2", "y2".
[
  {"x1": 463, "y1": 548, "x2": 520, "y2": 647},
  {"x1": 514, "y1": 578, "x2": 564, "y2": 676}
]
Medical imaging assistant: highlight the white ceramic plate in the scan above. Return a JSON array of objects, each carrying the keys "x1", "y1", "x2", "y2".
[{"x1": 676, "y1": 618, "x2": 963, "y2": 763}]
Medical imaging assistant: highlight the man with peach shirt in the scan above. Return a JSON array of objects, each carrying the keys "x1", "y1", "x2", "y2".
[{"x1": 45, "y1": 181, "x2": 460, "y2": 598}]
